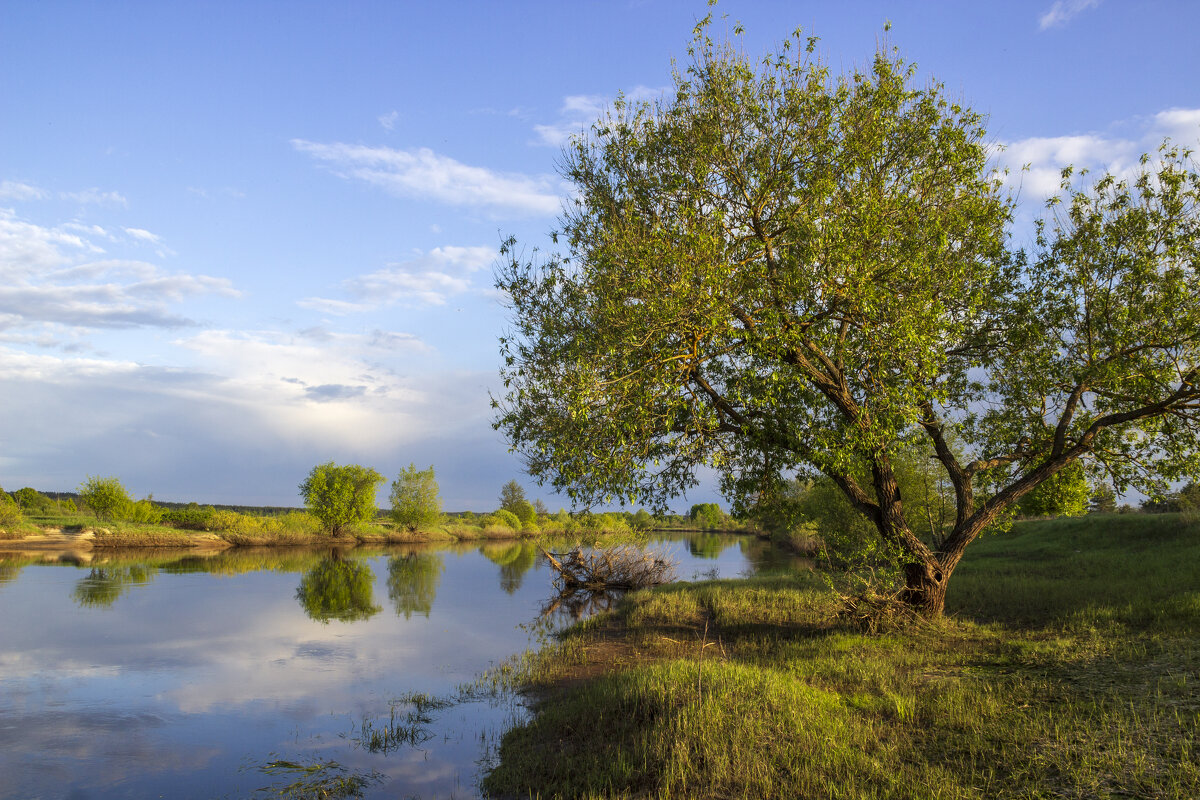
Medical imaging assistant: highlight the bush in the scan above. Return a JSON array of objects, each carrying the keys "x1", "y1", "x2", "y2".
[
  {"x1": 299, "y1": 462, "x2": 385, "y2": 535},
  {"x1": 0, "y1": 489, "x2": 23, "y2": 528},
  {"x1": 78, "y1": 476, "x2": 134, "y2": 521},
  {"x1": 491, "y1": 509, "x2": 521, "y2": 531},
  {"x1": 124, "y1": 497, "x2": 164, "y2": 524},
  {"x1": 162, "y1": 504, "x2": 219, "y2": 530}
]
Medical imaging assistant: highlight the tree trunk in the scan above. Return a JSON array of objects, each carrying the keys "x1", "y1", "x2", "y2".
[{"x1": 900, "y1": 560, "x2": 948, "y2": 617}]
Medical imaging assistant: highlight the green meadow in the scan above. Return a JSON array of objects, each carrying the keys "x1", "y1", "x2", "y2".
[{"x1": 483, "y1": 513, "x2": 1200, "y2": 799}]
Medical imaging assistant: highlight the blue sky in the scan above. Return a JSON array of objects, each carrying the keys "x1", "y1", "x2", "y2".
[{"x1": 2, "y1": 0, "x2": 1197, "y2": 510}]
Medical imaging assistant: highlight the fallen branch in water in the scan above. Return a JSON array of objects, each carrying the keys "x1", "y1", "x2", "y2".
[{"x1": 542, "y1": 546, "x2": 676, "y2": 591}]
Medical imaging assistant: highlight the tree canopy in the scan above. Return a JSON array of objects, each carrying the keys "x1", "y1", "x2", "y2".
[
  {"x1": 389, "y1": 464, "x2": 442, "y2": 531},
  {"x1": 299, "y1": 462, "x2": 385, "y2": 536},
  {"x1": 494, "y1": 21, "x2": 1200, "y2": 615}
]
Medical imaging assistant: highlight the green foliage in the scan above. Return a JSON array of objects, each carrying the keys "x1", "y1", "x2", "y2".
[
  {"x1": 499, "y1": 480, "x2": 527, "y2": 515},
  {"x1": 295, "y1": 557, "x2": 381, "y2": 623},
  {"x1": 491, "y1": 509, "x2": 521, "y2": 531},
  {"x1": 493, "y1": 17, "x2": 1200, "y2": 612},
  {"x1": 1019, "y1": 461, "x2": 1089, "y2": 518},
  {"x1": 13, "y1": 487, "x2": 51, "y2": 513},
  {"x1": 512, "y1": 499, "x2": 537, "y2": 526},
  {"x1": 631, "y1": 509, "x2": 655, "y2": 531},
  {"x1": 78, "y1": 476, "x2": 134, "y2": 521},
  {"x1": 389, "y1": 464, "x2": 442, "y2": 531},
  {"x1": 162, "y1": 503, "x2": 218, "y2": 530},
  {"x1": 689, "y1": 503, "x2": 724, "y2": 529},
  {"x1": 299, "y1": 462, "x2": 385, "y2": 535},
  {"x1": 1087, "y1": 482, "x2": 1118, "y2": 514},
  {"x1": 0, "y1": 489, "x2": 23, "y2": 527}
]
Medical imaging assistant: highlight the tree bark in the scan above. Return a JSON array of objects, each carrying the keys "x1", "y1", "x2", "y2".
[{"x1": 900, "y1": 559, "x2": 948, "y2": 616}]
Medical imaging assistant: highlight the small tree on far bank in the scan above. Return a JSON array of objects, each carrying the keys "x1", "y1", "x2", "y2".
[
  {"x1": 499, "y1": 480, "x2": 527, "y2": 515},
  {"x1": 299, "y1": 462, "x2": 385, "y2": 536},
  {"x1": 79, "y1": 476, "x2": 133, "y2": 521},
  {"x1": 389, "y1": 464, "x2": 442, "y2": 531},
  {"x1": 1088, "y1": 483, "x2": 1118, "y2": 514},
  {"x1": 689, "y1": 503, "x2": 724, "y2": 529}
]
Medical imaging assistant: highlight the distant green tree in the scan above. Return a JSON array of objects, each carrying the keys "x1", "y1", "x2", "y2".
[
  {"x1": 389, "y1": 464, "x2": 442, "y2": 531},
  {"x1": 13, "y1": 488, "x2": 50, "y2": 513},
  {"x1": 387, "y1": 552, "x2": 444, "y2": 618},
  {"x1": 631, "y1": 509, "x2": 654, "y2": 531},
  {"x1": 533, "y1": 498, "x2": 550, "y2": 517},
  {"x1": 512, "y1": 499, "x2": 537, "y2": 526},
  {"x1": 1178, "y1": 481, "x2": 1200, "y2": 513},
  {"x1": 499, "y1": 480, "x2": 528, "y2": 515},
  {"x1": 299, "y1": 462, "x2": 385, "y2": 535},
  {"x1": 1088, "y1": 483, "x2": 1118, "y2": 514},
  {"x1": 689, "y1": 503, "x2": 724, "y2": 529},
  {"x1": 1019, "y1": 461, "x2": 1089, "y2": 518},
  {"x1": 78, "y1": 476, "x2": 133, "y2": 521},
  {"x1": 296, "y1": 557, "x2": 381, "y2": 623}
]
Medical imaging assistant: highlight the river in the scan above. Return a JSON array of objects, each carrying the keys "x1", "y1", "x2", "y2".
[{"x1": 0, "y1": 532, "x2": 802, "y2": 799}]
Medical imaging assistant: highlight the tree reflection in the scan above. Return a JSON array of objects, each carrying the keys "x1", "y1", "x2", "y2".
[
  {"x1": 688, "y1": 534, "x2": 726, "y2": 559},
  {"x1": 479, "y1": 541, "x2": 538, "y2": 593},
  {"x1": 386, "y1": 551, "x2": 443, "y2": 619},
  {"x1": 71, "y1": 565, "x2": 155, "y2": 608},
  {"x1": 295, "y1": 556, "x2": 381, "y2": 623}
]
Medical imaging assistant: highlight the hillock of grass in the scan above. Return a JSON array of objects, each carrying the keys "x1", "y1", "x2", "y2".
[{"x1": 483, "y1": 513, "x2": 1200, "y2": 799}]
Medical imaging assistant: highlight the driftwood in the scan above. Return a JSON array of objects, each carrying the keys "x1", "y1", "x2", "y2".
[{"x1": 541, "y1": 546, "x2": 676, "y2": 592}]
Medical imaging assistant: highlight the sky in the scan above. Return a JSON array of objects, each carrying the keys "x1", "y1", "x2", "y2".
[{"x1": 2, "y1": 0, "x2": 1198, "y2": 511}]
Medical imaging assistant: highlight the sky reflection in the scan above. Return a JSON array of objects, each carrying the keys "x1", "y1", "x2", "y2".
[{"x1": 0, "y1": 534, "x2": 800, "y2": 798}]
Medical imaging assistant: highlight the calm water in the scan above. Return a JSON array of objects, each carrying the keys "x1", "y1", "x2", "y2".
[{"x1": 0, "y1": 533, "x2": 800, "y2": 799}]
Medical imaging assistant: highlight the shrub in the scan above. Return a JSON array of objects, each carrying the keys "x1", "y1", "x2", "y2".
[
  {"x1": 124, "y1": 497, "x2": 164, "y2": 524},
  {"x1": 491, "y1": 509, "x2": 521, "y2": 530},
  {"x1": 78, "y1": 476, "x2": 134, "y2": 521},
  {"x1": 299, "y1": 462, "x2": 385, "y2": 535},
  {"x1": 0, "y1": 489, "x2": 23, "y2": 528},
  {"x1": 162, "y1": 504, "x2": 219, "y2": 530}
]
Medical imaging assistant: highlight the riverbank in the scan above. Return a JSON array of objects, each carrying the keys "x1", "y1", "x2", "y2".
[{"x1": 483, "y1": 513, "x2": 1200, "y2": 799}]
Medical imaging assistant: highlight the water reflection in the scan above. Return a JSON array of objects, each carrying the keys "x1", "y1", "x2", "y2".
[
  {"x1": 479, "y1": 541, "x2": 539, "y2": 593},
  {"x1": 688, "y1": 533, "x2": 727, "y2": 559},
  {"x1": 386, "y1": 552, "x2": 443, "y2": 619},
  {"x1": 295, "y1": 555, "x2": 381, "y2": 623},
  {"x1": 72, "y1": 565, "x2": 156, "y2": 608},
  {"x1": 0, "y1": 531, "x2": 806, "y2": 799}
]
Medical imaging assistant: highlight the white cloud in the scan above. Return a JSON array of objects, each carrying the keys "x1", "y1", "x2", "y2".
[
  {"x1": 0, "y1": 180, "x2": 48, "y2": 201},
  {"x1": 0, "y1": 209, "x2": 237, "y2": 334},
  {"x1": 123, "y1": 227, "x2": 162, "y2": 245},
  {"x1": 533, "y1": 86, "x2": 670, "y2": 147},
  {"x1": 61, "y1": 188, "x2": 128, "y2": 206},
  {"x1": 378, "y1": 110, "x2": 399, "y2": 130},
  {"x1": 1039, "y1": 0, "x2": 1101, "y2": 29},
  {"x1": 996, "y1": 106, "x2": 1200, "y2": 201},
  {"x1": 301, "y1": 244, "x2": 497, "y2": 312},
  {"x1": 292, "y1": 139, "x2": 564, "y2": 217}
]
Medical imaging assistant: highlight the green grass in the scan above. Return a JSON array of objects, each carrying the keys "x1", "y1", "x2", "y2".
[{"x1": 483, "y1": 514, "x2": 1200, "y2": 799}]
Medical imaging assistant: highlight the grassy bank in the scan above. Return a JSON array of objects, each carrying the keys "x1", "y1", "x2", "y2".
[{"x1": 483, "y1": 514, "x2": 1200, "y2": 799}]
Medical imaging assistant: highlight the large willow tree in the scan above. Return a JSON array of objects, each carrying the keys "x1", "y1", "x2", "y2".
[{"x1": 494, "y1": 23, "x2": 1200, "y2": 615}]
